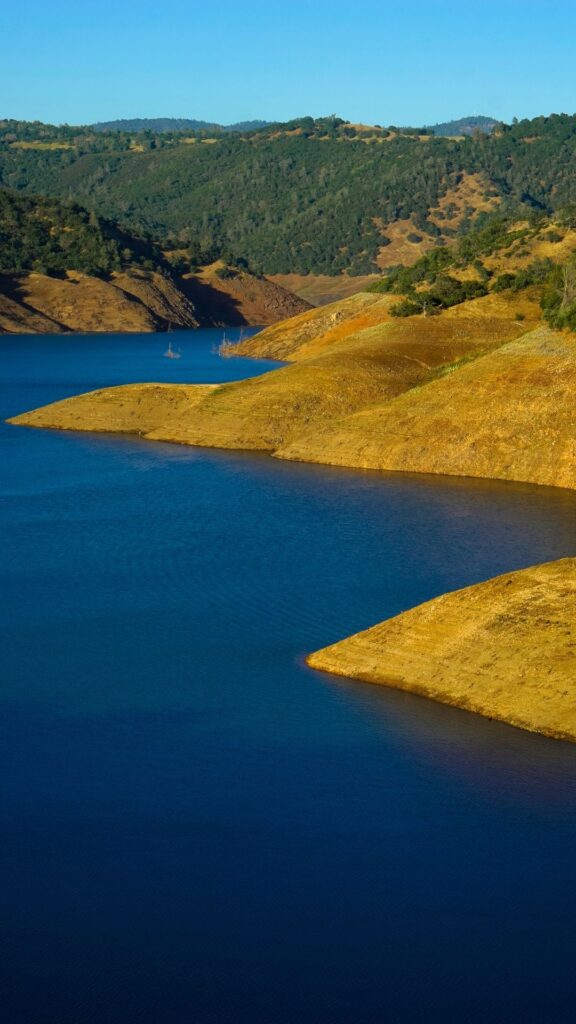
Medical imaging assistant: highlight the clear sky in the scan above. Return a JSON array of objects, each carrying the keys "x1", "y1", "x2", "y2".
[{"x1": 2, "y1": 0, "x2": 575, "y2": 126}]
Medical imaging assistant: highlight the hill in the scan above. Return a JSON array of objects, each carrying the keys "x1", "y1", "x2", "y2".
[
  {"x1": 0, "y1": 262, "x2": 309, "y2": 334},
  {"x1": 3, "y1": 113, "x2": 576, "y2": 276},
  {"x1": 307, "y1": 558, "x2": 576, "y2": 742},
  {"x1": 177, "y1": 261, "x2": 311, "y2": 326},
  {"x1": 92, "y1": 118, "x2": 271, "y2": 134},
  {"x1": 0, "y1": 268, "x2": 200, "y2": 334},
  {"x1": 0, "y1": 190, "x2": 310, "y2": 332},
  {"x1": 9, "y1": 224, "x2": 575, "y2": 481},
  {"x1": 0, "y1": 186, "x2": 168, "y2": 277},
  {"x1": 428, "y1": 115, "x2": 498, "y2": 136}
]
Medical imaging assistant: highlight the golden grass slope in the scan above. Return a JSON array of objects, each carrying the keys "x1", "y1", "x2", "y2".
[
  {"x1": 306, "y1": 558, "x2": 576, "y2": 742},
  {"x1": 109, "y1": 269, "x2": 199, "y2": 328},
  {"x1": 276, "y1": 326, "x2": 576, "y2": 490},
  {"x1": 232, "y1": 293, "x2": 386, "y2": 361},
  {"x1": 0, "y1": 282, "x2": 66, "y2": 334},
  {"x1": 267, "y1": 273, "x2": 380, "y2": 306},
  {"x1": 9, "y1": 383, "x2": 217, "y2": 435},
  {"x1": 9, "y1": 312, "x2": 521, "y2": 453},
  {"x1": 0, "y1": 270, "x2": 199, "y2": 334},
  {"x1": 179, "y1": 262, "x2": 312, "y2": 326},
  {"x1": 8, "y1": 288, "x2": 576, "y2": 491}
]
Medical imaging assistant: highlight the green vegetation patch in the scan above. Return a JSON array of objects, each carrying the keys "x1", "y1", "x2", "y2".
[{"x1": 0, "y1": 188, "x2": 166, "y2": 276}]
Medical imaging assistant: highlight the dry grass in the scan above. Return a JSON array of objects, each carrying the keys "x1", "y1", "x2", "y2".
[
  {"x1": 180, "y1": 262, "x2": 311, "y2": 326},
  {"x1": 483, "y1": 225, "x2": 576, "y2": 274},
  {"x1": 9, "y1": 141, "x2": 74, "y2": 150},
  {"x1": 233, "y1": 293, "x2": 385, "y2": 360},
  {"x1": 307, "y1": 558, "x2": 576, "y2": 742},
  {"x1": 375, "y1": 219, "x2": 436, "y2": 268},
  {"x1": 442, "y1": 288, "x2": 542, "y2": 323},
  {"x1": 10, "y1": 289, "x2": 576, "y2": 494},
  {"x1": 267, "y1": 273, "x2": 379, "y2": 305},
  {"x1": 277, "y1": 326, "x2": 576, "y2": 490},
  {"x1": 429, "y1": 172, "x2": 500, "y2": 230},
  {"x1": 10, "y1": 306, "x2": 528, "y2": 455},
  {"x1": 14, "y1": 271, "x2": 158, "y2": 332},
  {"x1": 9, "y1": 384, "x2": 216, "y2": 434},
  {"x1": 0, "y1": 269, "x2": 199, "y2": 334}
]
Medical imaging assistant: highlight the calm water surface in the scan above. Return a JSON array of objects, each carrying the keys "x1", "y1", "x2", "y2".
[{"x1": 1, "y1": 329, "x2": 576, "y2": 1023}]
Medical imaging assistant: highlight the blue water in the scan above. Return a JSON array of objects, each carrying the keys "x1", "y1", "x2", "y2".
[{"x1": 2, "y1": 328, "x2": 576, "y2": 1024}]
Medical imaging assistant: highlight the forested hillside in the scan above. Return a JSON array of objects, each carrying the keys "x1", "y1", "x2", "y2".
[
  {"x1": 92, "y1": 118, "x2": 271, "y2": 134},
  {"x1": 0, "y1": 189, "x2": 166, "y2": 276},
  {"x1": 0, "y1": 189, "x2": 312, "y2": 333},
  {"x1": 1, "y1": 113, "x2": 576, "y2": 275},
  {"x1": 428, "y1": 115, "x2": 498, "y2": 135}
]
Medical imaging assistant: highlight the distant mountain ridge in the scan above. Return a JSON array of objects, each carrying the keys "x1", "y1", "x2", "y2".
[
  {"x1": 92, "y1": 118, "x2": 271, "y2": 134},
  {"x1": 92, "y1": 114, "x2": 498, "y2": 137},
  {"x1": 428, "y1": 115, "x2": 499, "y2": 136}
]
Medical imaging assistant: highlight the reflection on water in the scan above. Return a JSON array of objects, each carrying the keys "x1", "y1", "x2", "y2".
[
  {"x1": 324, "y1": 672, "x2": 576, "y2": 810},
  {"x1": 1, "y1": 330, "x2": 576, "y2": 1024}
]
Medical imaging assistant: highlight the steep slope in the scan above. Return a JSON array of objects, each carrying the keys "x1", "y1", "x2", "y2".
[
  {"x1": 178, "y1": 263, "x2": 312, "y2": 326},
  {"x1": 0, "y1": 188, "x2": 200, "y2": 333},
  {"x1": 0, "y1": 277, "x2": 66, "y2": 333},
  {"x1": 0, "y1": 266, "x2": 311, "y2": 334},
  {"x1": 306, "y1": 558, "x2": 576, "y2": 742},
  {"x1": 0, "y1": 269, "x2": 199, "y2": 333},
  {"x1": 107, "y1": 269, "x2": 199, "y2": 327}
]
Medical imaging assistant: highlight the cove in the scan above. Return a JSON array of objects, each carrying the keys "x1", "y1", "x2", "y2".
[{"x1": 2, "y1": 329, "x2": 576, "y2": 1024}]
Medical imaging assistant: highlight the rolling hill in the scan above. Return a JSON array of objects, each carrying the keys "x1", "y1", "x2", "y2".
[
  {"x1": 0, "y1": 189, "x2": 310, "y2": 332},
  {"x1": 2, "y1": 113, "x2": 576, "y2": 277},
  {"x1": 427, "y1": 115, "x2": 498, "y2": 136}
]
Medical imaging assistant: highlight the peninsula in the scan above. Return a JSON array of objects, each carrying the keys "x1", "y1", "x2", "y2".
[{"x1": 307, "y1": 559, "x2": 576, "y2": 742}]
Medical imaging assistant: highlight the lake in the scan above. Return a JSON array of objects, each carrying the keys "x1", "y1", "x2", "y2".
[{"x1": 2, "y1": 328, "x2": 576, "y2": 1023}]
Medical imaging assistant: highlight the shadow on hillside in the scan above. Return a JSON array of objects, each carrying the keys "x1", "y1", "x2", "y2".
[
  {"x1": 178, "y1": 276, "x2": 247, "y2": 327},
  {"x1": 0, "y1": 275, "x2": 67, "y2": 330}
]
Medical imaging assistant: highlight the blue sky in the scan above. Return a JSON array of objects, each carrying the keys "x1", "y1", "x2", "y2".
[{"x1": 2, "y1": 0, "x2": 575, "y2": 126}]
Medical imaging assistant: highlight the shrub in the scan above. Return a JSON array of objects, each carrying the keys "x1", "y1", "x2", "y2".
[
  {"x1": 493, "y1": 272, "x2": 517, "y2": 291},
  {"x1": 215, "y1": 265, "x2": 238, "y2": 279},
  {"x1": 390, "y1": 298, "x2": 424, "y2": 317}
]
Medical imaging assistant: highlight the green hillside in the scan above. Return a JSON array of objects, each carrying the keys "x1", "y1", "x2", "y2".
[
  {"x1": 428, "y1": 115, "x2": 498, "y2": 135},
  {"x1": 2, "y1": 113, "x2": 576, "y2": 275},
  {"x1": 0, "y1": 188, "x2": 167, "y2": 276},
  {"x1": 92, "y1": 118, "x2": 271, "y2": 134}
]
